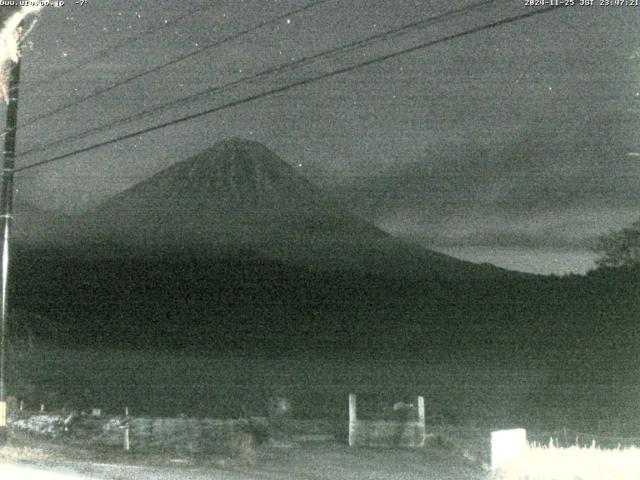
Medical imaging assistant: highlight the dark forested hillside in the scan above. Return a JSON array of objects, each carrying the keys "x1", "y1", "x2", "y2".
[{"x1": 10, "y1": 244, "x2": 639, "y2": 373}]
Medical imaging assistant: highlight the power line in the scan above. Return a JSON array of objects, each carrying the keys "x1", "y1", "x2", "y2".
[
  {"x1": 18, "y1": 0, "x2": 499, "y2": 157},
  {"x1": 15, "y1": 5, "x2": 559, "y2": 174},
  {"x1": 27, "y1": 3, "x2": 214, "y2": 87},
  {"x1": 17, "y1": 0, "x2": 331, "y2": 130}
]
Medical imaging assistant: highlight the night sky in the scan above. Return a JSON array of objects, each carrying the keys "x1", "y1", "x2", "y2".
[{"x1": 3, "y1": 0, "x2": 640, "y2": 275}]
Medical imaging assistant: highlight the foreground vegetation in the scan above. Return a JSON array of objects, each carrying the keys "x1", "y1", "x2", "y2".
[{"x1": 494, "y1": 440, "x2": 640, "y2": 480}]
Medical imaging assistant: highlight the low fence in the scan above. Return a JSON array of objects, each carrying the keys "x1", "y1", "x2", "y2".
[
  {"x1": 348, "y1": 394, "x2": 427, "y2": 447},
  {"x1": 7, "y1": 396, "x2": 640, "y2": 466},
  {"x1": 8, "y1": 413, "x2": 271, "y2": 455},
  {"x1": 7, "y1": 408, "x2": 345, "y2": 455}
]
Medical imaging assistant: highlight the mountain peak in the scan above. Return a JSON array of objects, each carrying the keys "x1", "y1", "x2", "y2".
[
  {"x1": 76, "y1": 139, "x2": 513, "y2": 279},
  {"x1": 79, "y1": 138, "x2": 329, "y2": 246},
  {"x1": 148, "y1": 137, "x2": 316, "y2": 199},
  {"x1": 202, "y1": 137, "x2": 284, "y2": 167}
]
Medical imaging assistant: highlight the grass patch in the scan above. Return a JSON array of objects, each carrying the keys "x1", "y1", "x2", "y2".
[{"x1": 493, "y1": 440, "x2": 640, "y2": 480}]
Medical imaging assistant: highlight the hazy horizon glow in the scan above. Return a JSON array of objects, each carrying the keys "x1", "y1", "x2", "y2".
[{"x1": 432, "y1": 246, "x2": 597, "y2": 276}]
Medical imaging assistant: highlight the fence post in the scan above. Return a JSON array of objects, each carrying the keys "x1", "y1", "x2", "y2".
[
  {"x1": 348, "y1": 394, "x2": 357, "y2": 447},
  {"x1": 123, "y1": 425, "x2": 130, "y2": 451},
  {"x1": 491, "y1": 428, "x2": 528, "y2": 471},
  {"x1": 415, "y1": 395, "x2": 426, "y2": 447}
]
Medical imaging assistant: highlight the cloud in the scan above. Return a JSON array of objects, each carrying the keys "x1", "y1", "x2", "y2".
[{"x1": 332, "y1": 113, "x2": 640, "y2": 250}]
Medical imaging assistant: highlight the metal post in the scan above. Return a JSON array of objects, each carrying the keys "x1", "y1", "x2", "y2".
[
  {"x1": 0, "y1": 43, "x2": 22, "y2": 437},
  {"x1": 348, "y1": 394, "x2": 357, "y2": 446},
  {"x1": 123, "y1": 425, "x2": 130, "y2": 451}
]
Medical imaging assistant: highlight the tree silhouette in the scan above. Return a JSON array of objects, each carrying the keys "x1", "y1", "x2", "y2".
[{"x1": 593, "y1": 219, "x2": 640, "y2": 269}]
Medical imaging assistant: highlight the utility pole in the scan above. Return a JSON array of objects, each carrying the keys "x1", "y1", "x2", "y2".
[{"x1": 0, "y1": 29, "x2": 22, "y2": 443}]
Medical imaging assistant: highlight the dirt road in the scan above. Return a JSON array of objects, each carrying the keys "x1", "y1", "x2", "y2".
[
  {"x1": 0, "y1": 462, "x2": 275, "y2": 480},
  {"x1": 0, "y1": 462, "x2": 95, "y2": 480},
  {"x1": 2, "y1": 441, "x2": 486, "y2": 480}
]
